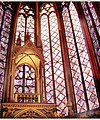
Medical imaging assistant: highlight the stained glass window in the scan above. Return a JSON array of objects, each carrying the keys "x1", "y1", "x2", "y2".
[
  {"x1": 40, "y1": 3, "x2": 68, "y2": 116},
  {"x1": 16, "y1": 14, "x2": 25, "y2": 46},
  {"x1": 0, "y1": 3, "x2": 12, "y2": 100},
  {"x1": 81, "y1": 2, "x2": 100, "y2": 67},
  {"x1": 88, "y1": 2, "x2": 100, "y2": 35},
  {"x1": 15, "y1": 4, "x2": 34, "y2": 46},
  {"x1": 14, "y1": 64, "x2": 36, "y2": 94},
  {"x1": 62, "y1": 2, "x2": 99, "y2": 113},
  {"x1": 0, "y1": 4, "x2": 3, "y2": 28},
  {"x1": 41, "y1": 14, "x2": 54, "y2": 103}
]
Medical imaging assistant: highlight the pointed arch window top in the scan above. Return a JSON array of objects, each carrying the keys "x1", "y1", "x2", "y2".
[
  {"x1": 40, "y1": 3, "x2": 54, "y2": 15},
  {"x1": 19, "y1": 4, "x2": 34, "y2": 16},
  {"x1": 16, "y1": 4, "x2": 35, "y2": 46}
]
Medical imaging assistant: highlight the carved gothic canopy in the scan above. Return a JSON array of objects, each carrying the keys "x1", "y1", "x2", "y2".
[{"x1": 13, "y1": 40, "x2": 45, "y2": 76}]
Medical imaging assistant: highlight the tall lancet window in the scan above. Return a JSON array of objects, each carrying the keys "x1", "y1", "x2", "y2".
[
  {"x1": 15, "y1": 4, "x2": 34, "y2": 46},
  {"x1": 88, "y1": 2, "x2": 100, "y2": 35},
  {"x1": 0, "y1": 5, "x2": 4, "y2": 28},
  {"x1": 40, "y1": 3, "x2": 68, "y2": 115},
  {"x1": 81, "y1": 2, "x2": 100, "y2": 67},
  {"x1": 0, "y1": 3, "x2": 12, "y2": 100},
  {"x1": 62, "y1": 2, "x2": 99, "y2": 113}
]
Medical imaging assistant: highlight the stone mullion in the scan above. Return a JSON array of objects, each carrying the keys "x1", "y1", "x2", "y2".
[{"x1": 47, "y1": 15, "x2": 56, "y2": 104}]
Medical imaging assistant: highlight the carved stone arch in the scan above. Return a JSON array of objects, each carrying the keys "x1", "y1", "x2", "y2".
[
  {"x1": 15, "y1": 53, "x2": 39, "y2": 76},
  {"x1": 2, "y1": 103, "x2": 58, "y2": 118},
  {"x1": 14, "y1": 108, "x2": 48, "y2": 118}
]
